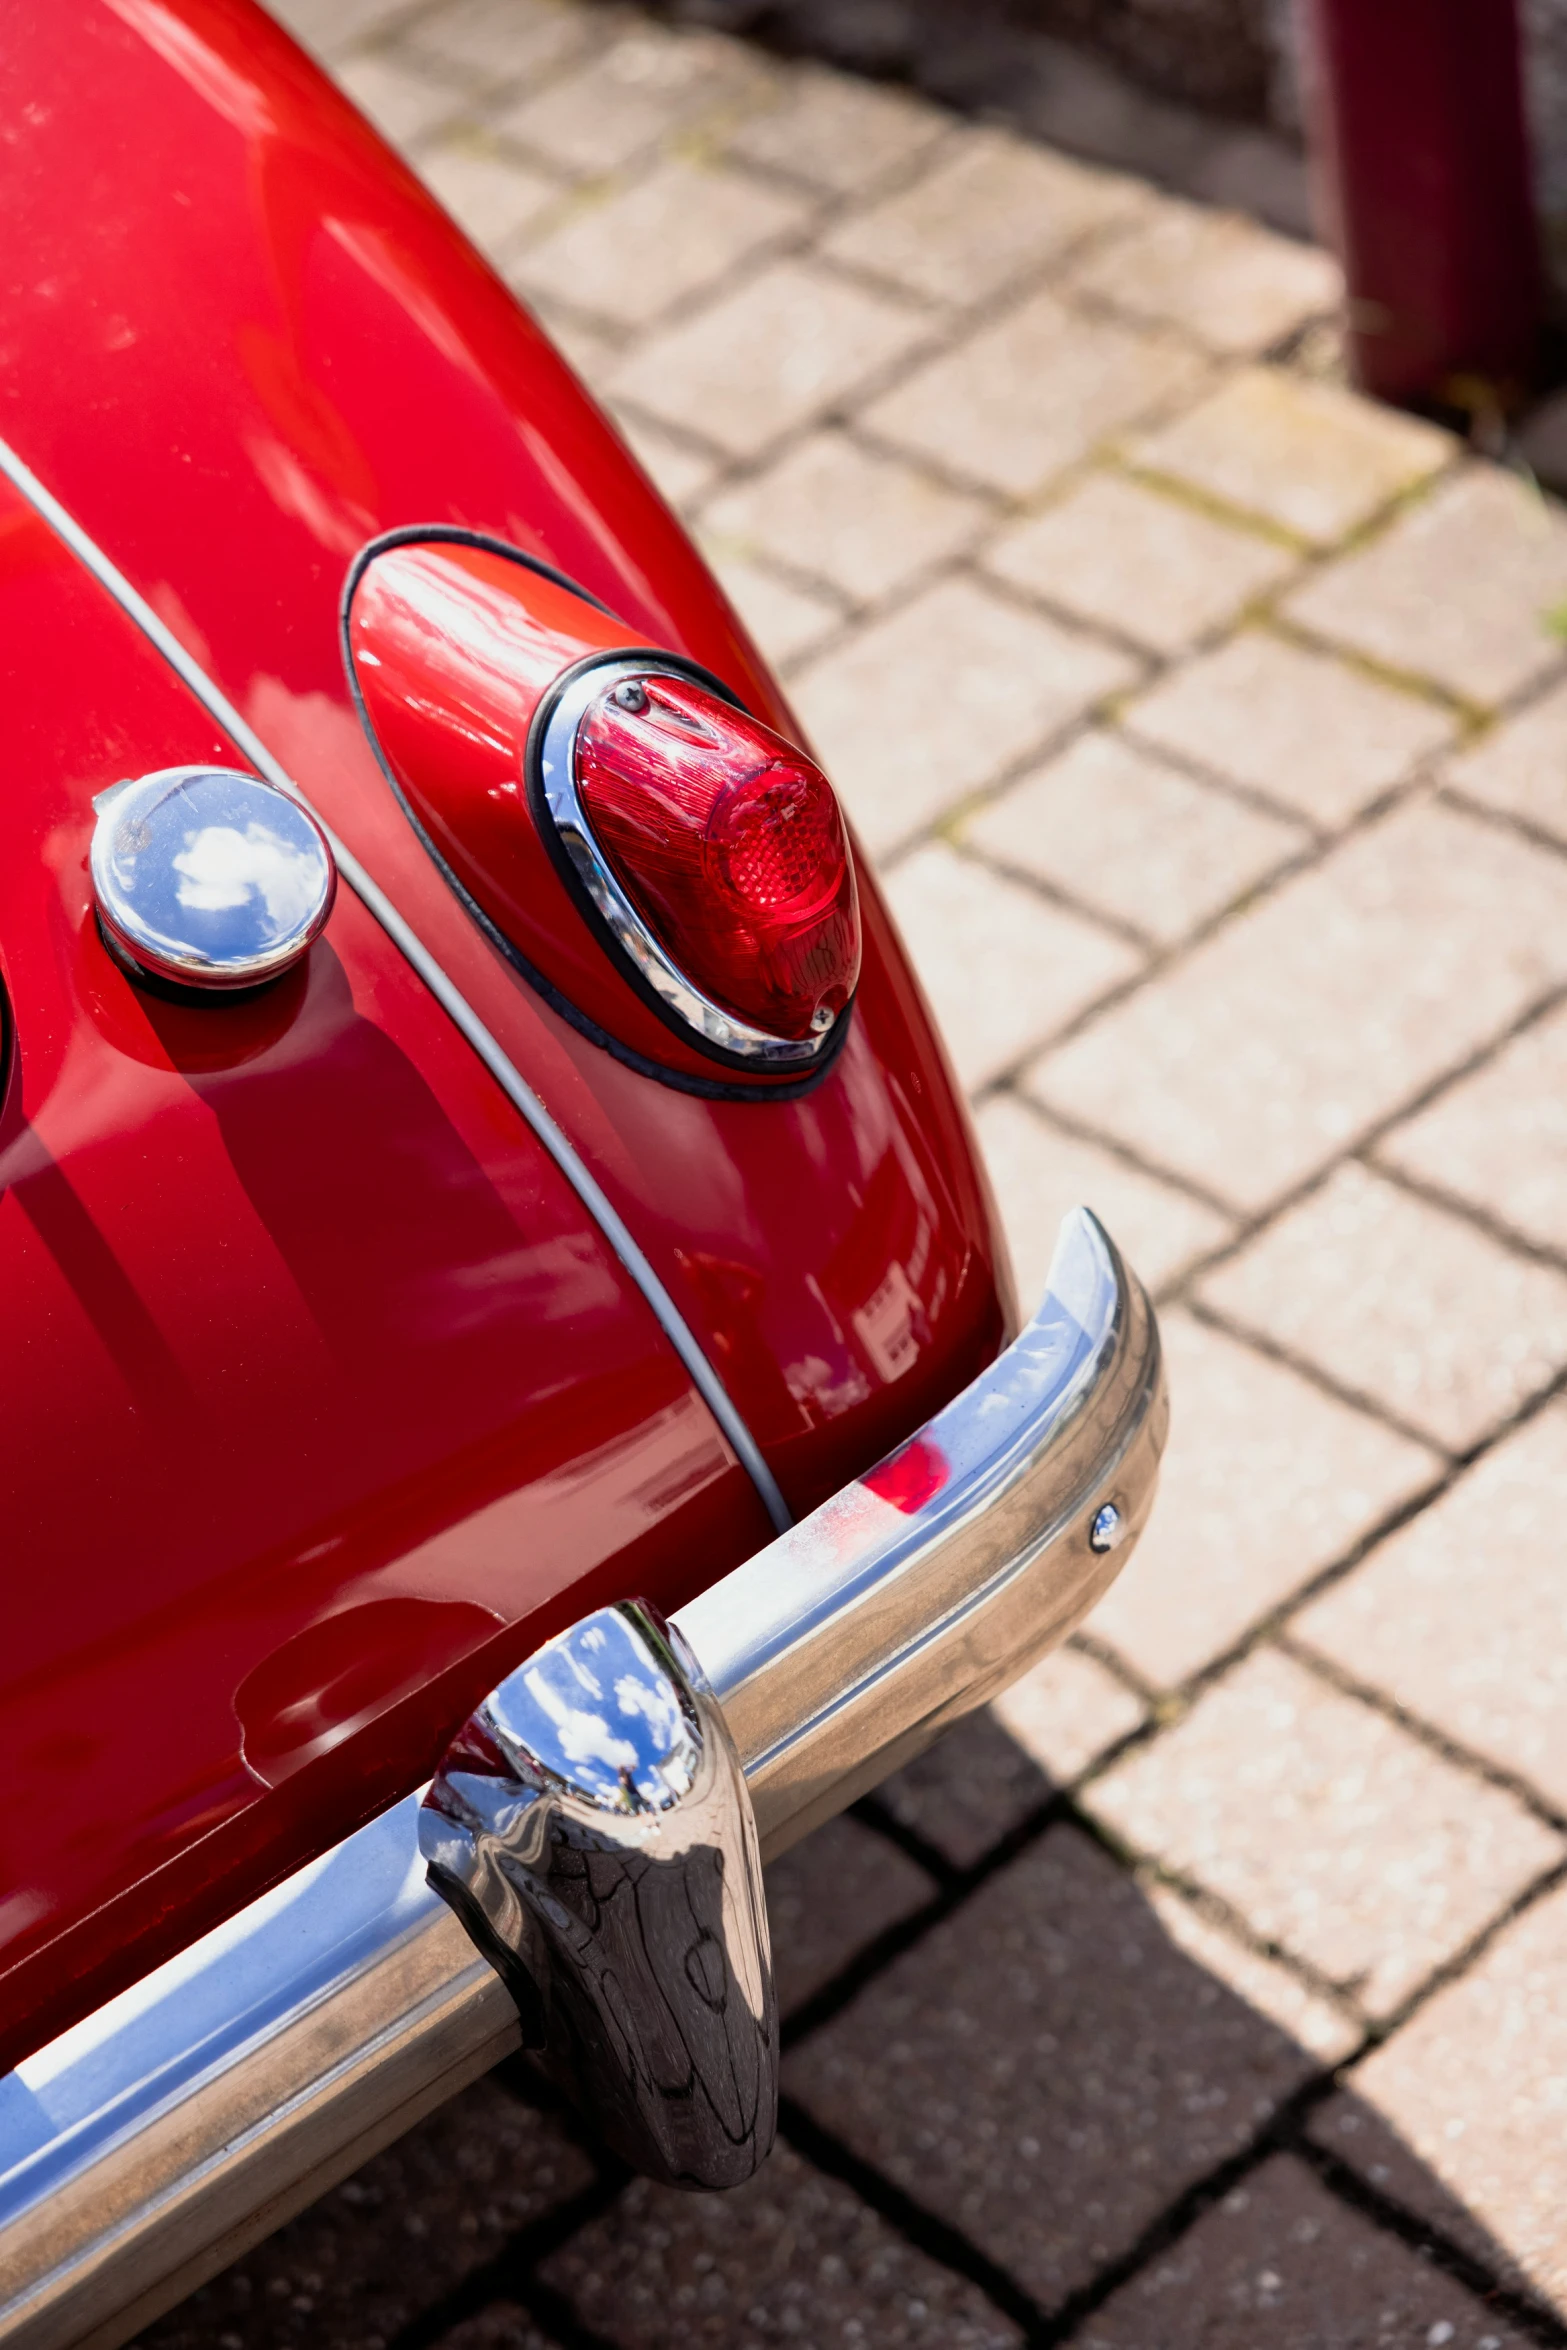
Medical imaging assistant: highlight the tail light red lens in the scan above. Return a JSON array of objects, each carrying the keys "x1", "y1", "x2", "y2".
[
  {"x1": 568, "y1": 672, "x2": 860, "y2": 1049},
  {"x1": 346, "y1": 536, "x2": 860, "y2": 1084}
]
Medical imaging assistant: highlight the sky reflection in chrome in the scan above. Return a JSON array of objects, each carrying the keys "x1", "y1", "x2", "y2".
[
  {"x1": 91, "y1": 766, "x2": 335, "y2": 987},
  {"x1": 486, "y1": 1608, "x2": 701, "y2": 1813}
]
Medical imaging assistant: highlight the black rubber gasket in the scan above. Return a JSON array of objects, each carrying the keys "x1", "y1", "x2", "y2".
[{"x1": 339, "y1": 525, "x2": 851, "y2": 1104}]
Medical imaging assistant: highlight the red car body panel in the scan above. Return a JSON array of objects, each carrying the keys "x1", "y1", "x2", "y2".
[
  {"x1": 0, "y1": 0, "x2": 1010, "y2": 1508},
  {"x1": 0, "y1": 0, "x2": 1012, "y2": 2064},
  {"x1": 0, "y1": 472, "x2": 775, "y2": 2068}
]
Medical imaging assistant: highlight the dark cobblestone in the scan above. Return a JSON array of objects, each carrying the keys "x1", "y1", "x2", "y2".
[
  {"x1": 133, "y1": 2080, "x2": 593, "y2": 2350},
  {"x1": 538, "y1": 2141, "x2": 1021, "y2": 2348},
  {"x1": 782, "y1": 1824, "x2": 1323, "y2": 2308},
  {"x1": 764, "y1": 1811, "x2": 936, "y2": 2014},
  {"x1": 1080, "y1": 2154, "x2": 1532, "y2": 2349},
  {"x1": 869, "y1": 1707, "x2": 1054, "y2": 1870}
]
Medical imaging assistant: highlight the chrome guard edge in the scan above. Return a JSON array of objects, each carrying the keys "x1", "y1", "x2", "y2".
[
  {"x1": 684, "y1": 1208, "x2": 1163, "y2": 1857},
  {"x1": 0, "y1": 1210, "x2": 1166, "y2": 2350}
]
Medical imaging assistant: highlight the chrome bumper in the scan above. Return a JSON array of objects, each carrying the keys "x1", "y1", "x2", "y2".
[{"x1": 0, "y1": 1210, "x2": 1164, "y2": 2350}]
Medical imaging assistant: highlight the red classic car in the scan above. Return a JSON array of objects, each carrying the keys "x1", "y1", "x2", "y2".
[{"x1": 0, "y1": 3, "x2": 1165, "y2": 2341}]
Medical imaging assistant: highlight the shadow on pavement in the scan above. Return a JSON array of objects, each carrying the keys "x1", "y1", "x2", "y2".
[{"x1": 135, "y1": 1712, "x2": 1557, "y2": 2350}]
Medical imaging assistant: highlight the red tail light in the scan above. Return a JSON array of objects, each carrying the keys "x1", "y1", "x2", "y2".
[
  {"x1": 538, "y1": 666, "x2": 860, "y2": 1066},
  {"x1": 346, "y1": 537, "x2": 859, "y2": 1087}
]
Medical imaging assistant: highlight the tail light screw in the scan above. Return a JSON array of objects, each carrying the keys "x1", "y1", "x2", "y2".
[
  {"x1": 811, "y1": 1006, "x2": 835, "y2": 1033},
  {"x1": 1090, "y1": 1503, "x2": 1124, "y2": 1553},
  {"x1": 612, "y1": 680, "x2": 648, "y2": 713}
]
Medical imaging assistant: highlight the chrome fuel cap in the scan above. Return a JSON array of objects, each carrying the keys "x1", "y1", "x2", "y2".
[{"x1": 92, "y1": 766, "x2": 336, "y2": 992}]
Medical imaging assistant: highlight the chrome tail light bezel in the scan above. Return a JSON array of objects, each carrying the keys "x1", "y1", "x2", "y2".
[{"x1": 527, "y1": 651, "x2": 854, "y2": 1076}]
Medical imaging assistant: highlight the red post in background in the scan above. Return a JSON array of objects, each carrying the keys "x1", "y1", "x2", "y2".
[{"x1": 1303, "y1": 0, "x2": 1541, "y2": 413}]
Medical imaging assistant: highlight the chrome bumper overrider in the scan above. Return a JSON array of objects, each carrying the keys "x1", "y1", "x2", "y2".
[{"x1": 0, "y1": 1210, "x2": 1164, "y2": 2350}]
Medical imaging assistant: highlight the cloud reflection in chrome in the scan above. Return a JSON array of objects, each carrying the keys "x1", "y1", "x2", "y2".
[
  {"x1": 487, "y1": 1609, "x2": 700, "y2": 1813},
  {"x1": 172, "y1": 820, "x2": 325, "y2": 935},
  {"x1": 91, "y1": 766, "x2": 336, "y2": 989}
]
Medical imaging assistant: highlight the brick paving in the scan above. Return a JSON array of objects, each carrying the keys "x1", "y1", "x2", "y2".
[{"x1": 141, "y1": 1, "x2": 1567, "y2": 2341}]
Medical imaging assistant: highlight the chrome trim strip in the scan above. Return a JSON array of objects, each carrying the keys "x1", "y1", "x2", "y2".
[
  {"x1": 0, "y1": 1806, "x2": 516, "y2": 2350},
  {"x1": 538, "y1": 662, "x2": 832, "y2": 1072},
  {"x1": 0, "y1": 1210, "x2": 1164, "y2": 2350},
  {"x1": 0, "y1": 435, "x2": 791, "y2": 1537}
]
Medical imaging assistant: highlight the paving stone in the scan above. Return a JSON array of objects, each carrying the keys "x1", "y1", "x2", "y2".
[
  {"x1": 268, "y1": 0, "x2": 418, "y2": 63},
  {"x1": 610, "y1": 407, "x2": 720, "y2": 508},
  {"x1": 1079, "y1": 2152, "x2": 1530, "y2": 2349},
  {"x1": 1518, "y1": 382, "x2": 1567, "y2": 497},
  {"x1": 512, "y1": 160, "x2": 808, "y2": 329},
  {"x1": 1144, "y1": 1887, "x2": 1361, "y2": 2066},
  {"x1": 791, "y1": 573, "x2": 1135, "y2": 856},
  {"x1": 1287, "y1": 466, "x2": 1567, "y2": 706},
  {"x1": 783, "y1": 1823, "x2": 1324, "y2": 2308},
  {"x1": 421, "y1": 2306, "x2": 560, "y2": 2350},
  {"x1": 983, "y1": 471, "x2": 1299, "y2": 657},
  {"x1": 822, "y1": 127, "x2": 1147, "y2": 307},
  {"x1": 1192, "y1": 143, "x2": 1330, "y2": 236},
  {"x1": 701, "y1": 430, "x2": 987, "y2": 605},
  {"x1": 974, "y1": 1094, "x2": 1233, "y2": 1308},
  {"x1": 1307, "y1": 2099, "x2": 1539, "y2": 2309},
  {"x1": 1380, "y1": 1000, "x2": 1567, "y2": 1259},
  {"x1": 1089, "y1": 1647, "x2": 1562, "y2": 2016},
  {"x1": 539, "y1": 2142, "x2": 1021, "y2": 2347},
  {"x1": 399, "y1": 0, "x2": 594, "y2": 88},
  {"x1": 873, "y1": 1703, "x2": 1055, "y2": 1868},
  {"x1": 865, "y1": 288, "x2": 1208, "y2": 498},
  {"x1": 763, "y1": 1811, "x2": 935, "y2": 2015},
  {"x1": 1028, "y1": 799, "x2": 1567, "y2": 1214},
  {"x1": 1084, "y1": 1311, "x2": 1438, "y2": 1690},
  {"x1": 1134, "y1": 366, "x2": 1454, "y2": 546},
  {"x1": 1200, "y1": 1162, "x2": 1567, "y2": 1452},
  {"x1": 338, "y1": 52, "x2": 465, "y2": 147},
  {"x1": 1124, "y1": 629, "x2": 1453, "y2": 827},
  {"x1": 609, "y1": 259, "x2": 928, "y2": 458},
  {"x1": 883, "y1": 845, "x2": 1139, "y2": 1089},
  {"x1": 458, "y1": 2314, "x2": 573, "y2": 2350},
  {"x1": 990, "y1": 1642, "x2": 1147, "y2": 1784},
  {"x1": 726, "y1": 64, "x2": 947, "y2": 195},
  {"x1": 524, "y1": 297, "x2": 619, "y2": 386},
  {"x1": 494, "y1": 27, "x2": 776, "y2": 179},
  {"x1": 1325, "y1": 1878, "x2": 1567, "y2": 2311},
  {"x1": 963, "y1": 727, "x2": 1307, "y2": 945},
  {"x1": 417, "y1": 141, "x2": 561, "y2": 257},
  {"x1": 1295, "y1": 1402, "x2": 1567, "y2": 1815},
  {"x1": 1444, "y1": 672, "x2": 1567, "y2": 846},
  {"x1": 1068, "y1": 200, "x2": 1341, "y2": 356},
  {"x1": 699, "y1": 542, "x2": 842, "y2": 667},
  {"x1": 134, "y1": 2076, "x2": 595, "y2": 2350}
]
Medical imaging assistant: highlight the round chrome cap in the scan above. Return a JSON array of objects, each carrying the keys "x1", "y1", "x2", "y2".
[{"x1": 91, "y1": 766, "x2": 337, "y2": 992}]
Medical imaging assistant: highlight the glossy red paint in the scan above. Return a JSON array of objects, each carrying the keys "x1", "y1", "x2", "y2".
[
  {"x1": 0, "y1": 0, "x2": 1012, "y2": 1533},
  {"x1": 0, "y1": 476, "x2": 775, "y2": 2072}
]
